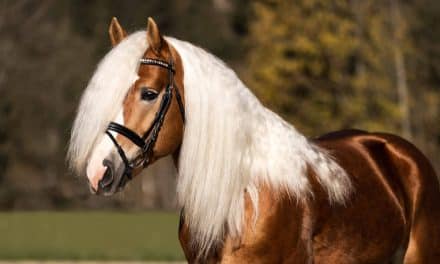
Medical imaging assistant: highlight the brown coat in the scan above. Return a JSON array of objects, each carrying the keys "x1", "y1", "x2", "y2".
[{"x1": 179, "y1": 130, "x2": 440, "y2": 263}]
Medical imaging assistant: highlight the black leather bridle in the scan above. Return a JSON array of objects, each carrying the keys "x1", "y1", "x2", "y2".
[{"x1": 105, "y1": 57, "x2": 185, "y2": 187}]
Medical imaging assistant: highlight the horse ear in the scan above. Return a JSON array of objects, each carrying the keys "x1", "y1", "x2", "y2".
[
  {"x1": 146, "y1": 17, "x2": 162, "y2": 53},
  {"x1": 108, "y1": 17, "x2": 127, "y2": 47}
]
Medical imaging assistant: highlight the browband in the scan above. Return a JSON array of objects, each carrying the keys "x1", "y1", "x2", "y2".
[{"x1": 140, "y1": 58, "x2": 175, "y2": 73}]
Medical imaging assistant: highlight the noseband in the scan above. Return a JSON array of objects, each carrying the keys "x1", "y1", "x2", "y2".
[{"x1": 105, "y1": 58, "x2": 185, "y2": 187}]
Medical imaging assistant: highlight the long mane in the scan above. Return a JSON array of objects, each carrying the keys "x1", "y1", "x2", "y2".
[
  {"x1": 167, "y1": 38, "x2": 352, "y2": 254},
  {"x1": 68, "y1": 31, "x2": 352, "y2": 256}
]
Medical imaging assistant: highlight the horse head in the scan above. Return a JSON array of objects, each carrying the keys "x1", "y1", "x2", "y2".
[{"x1": 79, "y1": 18, "x2": 185, "y2": 195}]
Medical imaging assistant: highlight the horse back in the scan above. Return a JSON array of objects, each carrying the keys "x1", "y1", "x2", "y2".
[{"x1": 312, "y1": 130, "x2": 440, "y2": 263}]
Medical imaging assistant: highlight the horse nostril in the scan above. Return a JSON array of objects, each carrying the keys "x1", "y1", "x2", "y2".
[{"x1": 99, "y1": 160, "x2": 114, "y2": 189}]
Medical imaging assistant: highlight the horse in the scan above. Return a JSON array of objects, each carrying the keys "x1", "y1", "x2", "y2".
[{"x1": 68, "y1": 17, "x2": 440, "y2": 263}]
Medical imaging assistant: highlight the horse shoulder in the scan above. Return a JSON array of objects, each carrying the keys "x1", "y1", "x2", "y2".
[{"x1": 179, "y1": 185, "x2": 314, "y2": 263}]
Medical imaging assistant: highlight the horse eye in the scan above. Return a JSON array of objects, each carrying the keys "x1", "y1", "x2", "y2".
[{"x1": 140, "y1": 88, "x2": 158, "y2": 101}]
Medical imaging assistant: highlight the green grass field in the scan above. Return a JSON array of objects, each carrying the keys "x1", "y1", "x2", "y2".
[{"x1": 0, "y1": 211, "x2": 185, "y2": 261}]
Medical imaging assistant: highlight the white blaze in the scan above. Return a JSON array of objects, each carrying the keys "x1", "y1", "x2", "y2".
[{"x1": 86, "y1": 111, "x2": 124, "y2": 190}]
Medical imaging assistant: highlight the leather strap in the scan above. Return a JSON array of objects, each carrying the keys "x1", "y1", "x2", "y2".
[
  {"x1": 105, "y1": 130, "x2": 131, "y2": 178},
  {"x1": 174, "y1": 83, "x2": 185, "y2": 122},
  {"x1": 107, "y1": 122, "x2": 145, "y2": 148}
]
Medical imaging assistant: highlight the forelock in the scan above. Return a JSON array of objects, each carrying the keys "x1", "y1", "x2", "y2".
[{"x1": 68, "y1": 31, "x2": 148, "y2": 174}]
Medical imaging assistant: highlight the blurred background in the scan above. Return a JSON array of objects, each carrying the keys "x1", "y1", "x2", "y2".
[{"x1": 0, "y1": 0, "x2": 439, "y2": 262}]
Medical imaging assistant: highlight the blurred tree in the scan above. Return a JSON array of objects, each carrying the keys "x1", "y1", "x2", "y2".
[
  {"x1": 407, "y1": 0, "x2": 440, "y2": 170},
  {"x1": 246, "y1": 0, "x2": 440, "y2": 175},
  {"x1": 0, "y1": 0, "x2": 98, "y2": 209},
  {"x1": 246, "y1": 0, "x2": 417, "y2": 138},
  {"x1": 390, "y1": 0, "x2": 411, "y2": 138},
  {"x1": 65, "y1": 0, "x2": 248, "y2": 62}
]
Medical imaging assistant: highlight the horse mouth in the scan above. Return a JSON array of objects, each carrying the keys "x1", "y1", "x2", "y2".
[
  {"x1": 101, "y1": 176, "x2": 131, "y2": 196},
  {"x1": 92, "y1": 162, "x2": 133, "y2": 196},
  {"x1": 92, "y1": 179, "x2": 127, "y2": 196}
]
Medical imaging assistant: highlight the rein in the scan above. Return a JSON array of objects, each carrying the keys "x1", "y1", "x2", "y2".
[{"x1": 105, "y1": 57, "x2": 185, "y2": 186}]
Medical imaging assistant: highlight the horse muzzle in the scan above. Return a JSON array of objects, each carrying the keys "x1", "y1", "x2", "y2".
[{"x1": 89, "y1": 159, "x2": 132, "y2": 196}]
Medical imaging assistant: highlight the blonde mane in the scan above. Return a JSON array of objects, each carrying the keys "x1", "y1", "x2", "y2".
[
  {"x1": 68, "y1": 31, "x2": 352, "y2": 256},
  {"x1": 168, "y1": 38, "x2": 352, "y2": 254}
]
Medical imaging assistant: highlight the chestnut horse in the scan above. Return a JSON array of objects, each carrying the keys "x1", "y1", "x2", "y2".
[{"x1": 68, "y1": 17, "x2": 440, "y2": 263}]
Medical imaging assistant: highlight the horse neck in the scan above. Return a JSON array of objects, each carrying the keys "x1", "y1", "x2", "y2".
[{"x1": 169, "y1": 37, "x2": 351, "y2": 256}]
